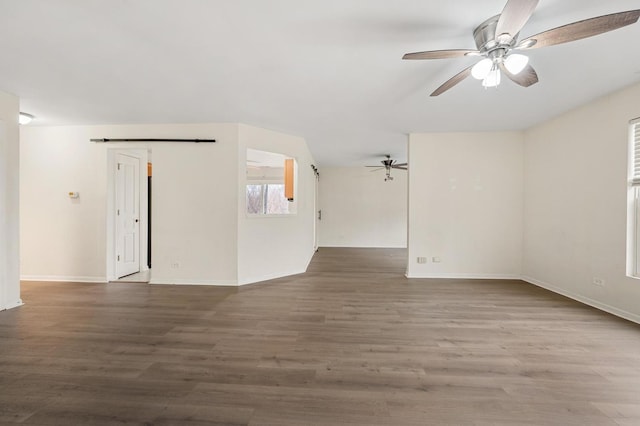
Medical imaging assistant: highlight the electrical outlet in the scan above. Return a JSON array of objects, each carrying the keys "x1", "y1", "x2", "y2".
[
  {"x1": 432, "y1": 257, "x2": 441, "y2": 263},
  {"x1": 417, "y1": 257, "x2": 427, "y2": 264},
  {"x1": 592, "y1": 277, "x2": 605, "y2": 287},
  {"x1": 171, "y1": 261, "x2": 180, "y2": 269}
]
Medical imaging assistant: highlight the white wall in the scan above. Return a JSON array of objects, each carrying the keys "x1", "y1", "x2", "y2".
[
  {"x1": 20, "y1": 123, "x2": 239, "y2": 285},
  {"x1": 407, "y1": 132, "x2": 524, "y2": 278},
  {"x1": 237, "y1": 124, "x2": 316, "y2": 285},
  {"x1": 318, "y1": 167, "x2": 407, "y2": 248},
  {"x1": 0, "y1": 90, "x2": 21, "y2": 310},
  {"x1": 21, "y1": 126, "x2": 109, "y2": 281},
  {"x1": 523, "y1": 82, "x2": 640, "y2": 323},
  {"x1": 21, "y1": 122, "x2": 315, "y2": 286}
]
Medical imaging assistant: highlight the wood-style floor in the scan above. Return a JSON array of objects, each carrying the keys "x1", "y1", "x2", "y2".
[{"x1": 2, "y1": 248, "x2": 640, "y2": 425}]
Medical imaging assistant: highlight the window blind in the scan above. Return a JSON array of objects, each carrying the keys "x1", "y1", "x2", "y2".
[{"x1": 632, "y1": 120, "x2": 640, "y2": 186}]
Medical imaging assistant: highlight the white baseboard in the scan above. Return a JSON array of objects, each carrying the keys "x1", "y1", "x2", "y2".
[
  {"x1": 406, "y1": 272, "x2": 522, "y2": 280},
  {"x1": 20, "y1": 275, "x2": 107, "y2": 283},
  {"x1": 1, "y1": 299, "x2": 24, "y2": 311},
  {"x1": 149, "y1": 278, "x2": 238, "y2": 286},
  {"x1": 319, "y1": 244, "x2": 407, "y2": 249},
  {"x1": 307, "y1": 249, "x2": 315, "y2": 266},
  {"x1": 521, "y1": 276, "x2": 640, "y2": 325},
  {"x1": 238, "y1": 268, "x2": 307, "y2": 286}
]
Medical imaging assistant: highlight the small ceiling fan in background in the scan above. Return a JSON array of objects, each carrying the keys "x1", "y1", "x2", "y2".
[
  {"x1": 366, "y1": 155, "x2": 408, "y2": 181},
  {"x1": 403, "y1": 0, "x2": 640, "y2": 96}
]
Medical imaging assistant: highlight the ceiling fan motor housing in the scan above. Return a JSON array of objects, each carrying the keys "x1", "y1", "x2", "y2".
[{"x1": 473, "y1": 15, "x2": 518, "y2": 54}]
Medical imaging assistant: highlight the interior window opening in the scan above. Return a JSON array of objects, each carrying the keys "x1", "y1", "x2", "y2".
[{"x1": 246, "y1": 148, "x2": 297, "y2": 216}]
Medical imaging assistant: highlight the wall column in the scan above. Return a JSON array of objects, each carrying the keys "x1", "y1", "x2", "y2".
[{"x1": 0, "y1": 91, "x2": 22, "y2": 311}]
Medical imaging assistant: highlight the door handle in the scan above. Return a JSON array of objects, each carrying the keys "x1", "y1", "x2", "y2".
[{"x1": 135, "y1": 219, "x2": 139, "y2": 223}]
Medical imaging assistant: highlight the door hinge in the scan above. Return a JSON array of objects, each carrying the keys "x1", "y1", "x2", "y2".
[
  {"x1": 117, "y1": 255, "x2": 120, "y2": 261},
  {"x1": 117, "y1": 209, "x2": 120, "y2": 216},
  {"x1": 117, "y1": 163, "x2": 121, "y2": 170}
]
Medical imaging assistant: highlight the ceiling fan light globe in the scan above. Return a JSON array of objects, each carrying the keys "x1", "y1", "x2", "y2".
[
  {"x1": 482, "y1": 68, "x2": 501, "y2": 87},
  {"x1": 504, "y1": 54, "x2": 529, "y2": 75},
  {"x1": 471, "y1": 58, "x2": 493, "y2": 80}
]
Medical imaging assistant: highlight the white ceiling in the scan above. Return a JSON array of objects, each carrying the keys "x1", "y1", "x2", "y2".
[
  {"x1": 247, "y1": 148, "x2": 287, "y2": 168},
  {"x1": 2, "y1": 0, "x2": 640, "y2": 166}
]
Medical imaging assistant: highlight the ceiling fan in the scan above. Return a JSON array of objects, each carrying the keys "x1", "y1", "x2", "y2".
[
  {"x1": 366, "y1": 155, "x2": 408, "y2": 181},
  {"x1": 403, "y1": 0, "x2": 640, "y2": 96}
]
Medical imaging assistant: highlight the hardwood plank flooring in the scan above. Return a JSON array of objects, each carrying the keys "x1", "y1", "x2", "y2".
[{"x1": 1, "y1": 248, "x2": 640, "y2": 425}]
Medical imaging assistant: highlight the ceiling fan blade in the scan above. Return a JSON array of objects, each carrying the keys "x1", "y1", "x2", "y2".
[
  {"x1": 495, "y1": 0, "x2": 539, "y2": 41},
  {"x1": 394, "y1": 163, "x2": 408, "y2": 167},
  {"x1": 430, "y1": 65, "x2": 473, "y2": 97},
  {"x1": 392, "y1": 165, "x2": 408, "y2": 170},
  {"x1": 519, "y1": 10, "x2": 640, "y2": 50},
  {"x1": 402, "y1": 49, "x2": 478, "y2": 60},
  {"x1": 368, "y1": 167, "x2": 384, "y2": 172},
  {"x1": 499, "y1": 62, "x2": 539, "y2": 87}
]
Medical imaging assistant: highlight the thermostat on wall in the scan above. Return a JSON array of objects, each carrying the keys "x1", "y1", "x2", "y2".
[{"x1": 68, "y1": 192, "x2": 79, "y2": 199}]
